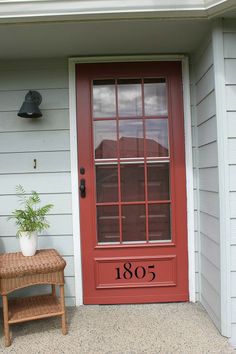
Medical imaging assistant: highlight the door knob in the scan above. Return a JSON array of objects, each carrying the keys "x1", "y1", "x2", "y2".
[{"x1": 79, "y1": 179, "x2": 86, "y2": 198}]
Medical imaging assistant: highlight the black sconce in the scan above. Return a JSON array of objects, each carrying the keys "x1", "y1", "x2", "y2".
[{"x1": 18, "y1": 90, "x2": 42, "y2": 118}]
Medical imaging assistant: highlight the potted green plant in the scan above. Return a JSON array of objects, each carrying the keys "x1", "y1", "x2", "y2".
[{"x1": 9, "y1": 185, "x2": 53, "y2": 256}]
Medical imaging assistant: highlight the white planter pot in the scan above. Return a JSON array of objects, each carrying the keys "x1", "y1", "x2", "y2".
[{"x1": 19, "y1": 231, "x2": 38, "y2": 256}]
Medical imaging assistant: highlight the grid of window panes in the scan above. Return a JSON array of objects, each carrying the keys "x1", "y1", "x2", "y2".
[{"x1": 93, "y1": 78, "x2": 171, "y2": 244}]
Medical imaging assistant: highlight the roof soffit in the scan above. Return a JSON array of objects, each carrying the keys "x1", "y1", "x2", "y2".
[{"x1": 0, "y1": 0, "x2": 235, "y2": 23}]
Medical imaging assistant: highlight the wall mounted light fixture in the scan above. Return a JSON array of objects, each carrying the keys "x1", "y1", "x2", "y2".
[{"x1": 18, "y1": 90, "x2": 42, "y2": 118}]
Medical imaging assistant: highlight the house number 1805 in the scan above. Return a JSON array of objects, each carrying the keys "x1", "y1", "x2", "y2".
[{"x1": 115, "y1": 262, "x2": 156, "y2": 282}]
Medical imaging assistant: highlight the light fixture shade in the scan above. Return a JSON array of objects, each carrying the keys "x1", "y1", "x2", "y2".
[{"x1": 18, "y1": 90, "x2": 42, "y2": 118}]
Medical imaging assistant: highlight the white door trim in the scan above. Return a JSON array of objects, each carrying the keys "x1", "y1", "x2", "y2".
[
  {"x1": 182, "y1": 57, "x2": 196, "y2": 302},
  {"x1": 68, "y1": 55, "x2": 196, "y2": 305}
]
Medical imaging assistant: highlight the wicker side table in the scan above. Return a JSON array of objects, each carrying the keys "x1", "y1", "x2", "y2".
[{"x1": 0, "y1": 249, "x2": 67, "y2": 347}]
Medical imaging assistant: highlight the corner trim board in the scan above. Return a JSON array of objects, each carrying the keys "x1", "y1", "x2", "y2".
[{"x1": 212, "y1": 19, "x2": 231, "y2": 338}]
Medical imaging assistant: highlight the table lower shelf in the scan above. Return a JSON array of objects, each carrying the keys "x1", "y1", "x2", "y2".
[{"x1": 8, "y1": 294, "x2": 63, "y2": 324}]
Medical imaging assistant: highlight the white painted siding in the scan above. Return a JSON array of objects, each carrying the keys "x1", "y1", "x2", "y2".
[
  {"x1": 190, "y1": 38, "x2": 221, "y2": 331},
  {"x1": 223, "y1": 19, "x2": 236, "y2": 344},
  {"x1": 0, "y1": 58, "x2": 75, "y2": 306}
]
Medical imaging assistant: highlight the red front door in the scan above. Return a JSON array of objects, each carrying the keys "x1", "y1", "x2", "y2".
[{"x1": 76, "y1": 62, "x2": 189, "y2": 304}]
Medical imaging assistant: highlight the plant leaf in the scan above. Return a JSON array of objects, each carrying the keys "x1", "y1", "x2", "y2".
[{"x1": 9, "y1": 187, "x2": 54, "y2": 234}]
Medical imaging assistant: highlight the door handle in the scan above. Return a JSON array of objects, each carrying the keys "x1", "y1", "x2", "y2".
[{"x1": 79, "y1": 179, "x2": 86, "y2": 198}]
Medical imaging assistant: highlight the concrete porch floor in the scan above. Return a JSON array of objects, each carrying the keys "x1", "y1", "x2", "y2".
[{"x1": 0, "y1": 303, "x2": 235, "y2": 354}]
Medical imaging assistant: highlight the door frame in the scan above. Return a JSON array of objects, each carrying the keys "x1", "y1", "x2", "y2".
[{"x1": 68, "y1": 55, "x2": 195, "y2": 306}]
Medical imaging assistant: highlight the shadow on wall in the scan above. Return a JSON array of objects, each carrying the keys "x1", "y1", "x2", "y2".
[{"x1": 0, "y1": 238, "x2": 6, "y2": 253}]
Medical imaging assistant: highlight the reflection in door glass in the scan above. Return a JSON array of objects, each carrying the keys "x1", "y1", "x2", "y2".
[
  {"x1": 118, "y1": 79, "x2": 142, "y2": 117},
  {"x1": 148, "y1": 204, "x2": 171, "y2": 241},
  {"x1": 120, "y1": 164, "x2": 145, "y2": 202},
  {"x1": 145, "y1": 119, "x2": 169, "y2": 157},
  {"x1": 147, "y1": 163, "x2": 169, "y2": 201},
  {"x1": 144, "y1": 78, "x2": 167, "y2": 116},
  {"x1": 122, "y1": 205, "x2": 146, "y2": 242},
  {"x1": 119, "y1": 120, "x2": 144, "y2": 158},
  {"x1": 96, "y1": 165, "x2": 118, "y2": 203},
  {"x1": 97, "y1": 206, "x2": 120, "y2": 243},
  {"x1": 93, "y1": 76, "x2": 172, "y2": 246},
  {"x1": 93, "y1": 80, "x2": 116, "y2": 118},
  {"x1": 94, "y1": 121, "x2": 117, "y2": 159}
]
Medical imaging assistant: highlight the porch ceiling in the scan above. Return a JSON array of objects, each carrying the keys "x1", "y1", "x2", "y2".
[{"x1": 0, "y1": 19, "x2": 210, "y2": 59}]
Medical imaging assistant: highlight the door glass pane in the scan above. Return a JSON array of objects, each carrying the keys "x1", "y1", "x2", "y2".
[
  {"x1": 97, "y1": 206, "x2": 120, "y2": 243},
  {"x1": 118, "y1": 79, "x2": 142, "y2": 117},
  {"x1": 94, "y1": 121, "x2": 117, "y2": 159},
  {"x1": 144, "y1": 78, "x2": 167, "y2": 116},
  {"x1": 148, "y1": 204, "x2": 171, "y2": 241},
  {"x1": 96, "y1": 165, "x2": 118, "y2": 203},
  {"x1": 121, "y1": 164, "x2": 145, "y2": 202},
  {"x1": 119, "y1": 120, "x2": 144, "y2": 158},
  {"x1": 145, "y1": 119, "x2": 169, "y2": 157},
  {"x1": 122, "y1": 205, "x2": 146, "y2": 242},
  {"x1": 93, "y1": 76, "x2": 172, "y2": 245},
  {"x1": 147, "y1": 163, "x2": 169, "y2": 201},
  {"x1": 93, "y1": 80, "x2": 116, "y2": 118}
]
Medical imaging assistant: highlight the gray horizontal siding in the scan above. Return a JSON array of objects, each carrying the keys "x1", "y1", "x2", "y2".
[
  {"x1": 200, "y1": 233, "x2": 220, "y2": 270},
  {"x1": 0, "y1": 63, "x2": 68, "y2": 91},
  {"x1": 0, "y1": 193, "x2": 72, "y2": 215},
  {"x1": 0, "y1": 109, "x2": 69, "y2": 132},
  {"x1": 0, "y1": 89, "x2": 68, "y2": 111},
  {"x1": 228, "y1": 112, "x2": 236, "y2": 137},
  {"x1": 196, "y1": 66, "x2": 214, "y2": 105},
  {"x1": 198, "y1": 142, "x2": 218, "y2": 168},
  {"x1": 197, "y1": 116, "x2": 217, "y2": 147},
  {"x1": 199, "y1": 211, "x2": 220, "y2": 244},
  {"x1": 199, "y1": 191, "x2": 219, "y2": 219},
  {"x1": 0, "y1": 235, "x2": 74, "y2": 255},
  {"x1": 0, "y1": 173, "x2": 71, "y2": 194},
  {"x1": 0, "y1": 214, "x2": 73, "y2": 236},
  {"x1": 230, "y1": 220, "x2": 236, "y2": 243},
  {"x1": 231, "y1": 298, "x2": 236, "y2": 324},
  {"x1": 228, "y1": 140, "x2": 236, "y2": 164},
  {"x1": 0, "y1": 130, "x2": 70, "y2": 152},
  {"x1": 0, "y1": 58, "x2": 75, "y2": 305},
  {"x1": 196, "y1": 91, "x2": 215, "y2": 124},
  {"x1": 224, "y1": 33, "x2": 236, "y2": 59},
  {"x1": 230, "y1": 193, "x2": 236, "y2": 218},
  {"x1": 201, "y1": 276, "x2": 221, "y2": 330},
  {"x1": 198, "y1": 167, "x2": 219, "y2": 192},
  {"x1": 194, "y1": 41, "x2": 213, "y2": 83},
  {"x1": 0, "y1": 151, "x2": 71, "y2": 174},
  {"x1": 225, "y1": 86, "x2": 236, "y2": 111},
  {"x1": 191, "y1": 37, "x2": 221, "y2": 330}
]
